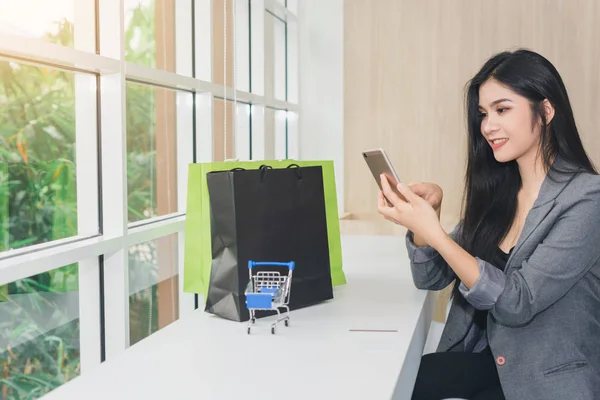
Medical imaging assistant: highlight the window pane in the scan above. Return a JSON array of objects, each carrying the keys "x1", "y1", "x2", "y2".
[
  {"x1": 213, "y1": 98, "x2": 235, "y2": 161},
  {"x1": 129, "y1": 235, "x2": 178, "y2": 346},
  {"x1": 0, "y1": 61, "x2": 82, "y2": 252},
  {"x1": 0, "y1": 263, "x2": 80, "y2": 398},
  {"x1": 126, "y1": 82, "x2": 189, "y2": 223},
  {"x1": 0, "y1": 0, "x2": 75, "y2": 47},
  {"x1": 286, "y1": 111, "x2": 298, "y2": 159},
  {"x1": 287, "y1": 20, "x2": 298, "y2": 104},
  {"x1": 212, "y1": 0, "x2": 234, "y2": 87},
  {"x1": 272, "y1": 15, "x2": 287, "y2": 101},
  {"x1": 235, "y1": 0, "x2": 250, "y2": 92},
  {"x1": 274, "y1": 110, "x2": 288, "y2": 160},
  {"x1": 125, "y1": 0, "x2": 188, "y2": 73},
  {"x1": 264, "y1": 107, "x2": 287, "y2": 161},
  {"x1": 235, "y1": 103, "x2": 251, "y2": 160}
]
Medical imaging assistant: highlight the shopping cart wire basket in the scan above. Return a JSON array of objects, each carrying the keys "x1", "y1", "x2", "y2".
[{"x1": 245, "y1": 260, "x2": 295, "y2": 334}]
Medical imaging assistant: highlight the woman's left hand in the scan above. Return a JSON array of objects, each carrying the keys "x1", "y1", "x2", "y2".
[{"x1": 378, "y1": 174, "x2": 446, "y2": 246}]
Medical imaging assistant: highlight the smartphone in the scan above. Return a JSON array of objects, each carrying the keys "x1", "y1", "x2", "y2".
[{"x1": 362, "y1": 148, "x2": 404, "y2": 203}]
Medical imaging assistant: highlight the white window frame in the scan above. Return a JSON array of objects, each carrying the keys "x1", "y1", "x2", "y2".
[{"x1": 0, "y1": 0, "x2": 299, "y2": 381}]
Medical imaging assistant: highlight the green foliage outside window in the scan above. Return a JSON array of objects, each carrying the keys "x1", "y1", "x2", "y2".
[{"x1": 0, "y1": 2, "x2": 162, "y2": 398}]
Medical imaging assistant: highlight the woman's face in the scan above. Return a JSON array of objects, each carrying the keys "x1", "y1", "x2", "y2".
[{"x1": 478, "y1": 79, "x2": 543, "y2": 164}]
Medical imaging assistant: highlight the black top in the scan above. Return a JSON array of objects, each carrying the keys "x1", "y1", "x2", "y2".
[
  {"x1": 473, "y1": 246, "x2": 513, "y2": 352},
  {"x1": 492, "y1": 246, "x2": 512, "y2": 271}
]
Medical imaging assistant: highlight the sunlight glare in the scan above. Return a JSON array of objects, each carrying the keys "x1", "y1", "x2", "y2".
[{"x1": 0, "y1": 0, "x2": 74, "y2": 38}]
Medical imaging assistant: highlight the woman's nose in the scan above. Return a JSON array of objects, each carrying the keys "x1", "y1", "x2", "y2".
[{"x1": 482, "y1": 116, "x2": 499, "y2": 135}]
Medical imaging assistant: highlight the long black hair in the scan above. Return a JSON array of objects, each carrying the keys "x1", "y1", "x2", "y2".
[{"x1": 458, "y1": 49, "x2": 596, "y2": 265}]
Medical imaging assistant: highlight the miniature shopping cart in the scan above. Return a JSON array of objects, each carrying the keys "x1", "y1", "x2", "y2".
[{"x1": 245, "y1": 260, "x2": 295, "y2": 334}]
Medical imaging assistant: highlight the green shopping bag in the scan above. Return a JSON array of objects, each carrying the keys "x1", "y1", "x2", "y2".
[{"x1": 183, "y1": 160, "x2": 346, "y2": 298}]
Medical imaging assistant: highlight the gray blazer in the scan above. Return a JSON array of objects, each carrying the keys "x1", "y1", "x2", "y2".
[{"x1": 406, "y1": 157, "x2": 600, "y2": 400}]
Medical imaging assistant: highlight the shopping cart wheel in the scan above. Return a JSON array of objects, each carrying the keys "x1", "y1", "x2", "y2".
[
  {"x1": 284, "y1": 320, "x2": 289, "y2": 327},
  {"x1": 247, "y1": 327, "x2": 251, "y2": 334},
  {"x1": 271, "y1": 326, "x2": 276, "y2": 334}
]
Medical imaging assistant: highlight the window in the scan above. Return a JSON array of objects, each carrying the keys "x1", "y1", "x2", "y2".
[
  {"x1": 0, "y1": 0, "x2": 300, "y2": 397},
  {"x1": 129, "y1": 234, "x2": 178, "y2": 346},
  {"x1": 261, "y1": 2, "x2": 297, "y2": 160},
  {"x1": 213, "y1": 98, "x2": 235, "y2": 161},
  {"x1": 265, "y1": 1, "x2": 297, "y2": 104},
  {"x1": 126, "y1": 83, "x2": 192, "y2": 223},
  {"x1": 272, "y1": 14, "x2": 287, "y2": 101},
  {"x1": 267, "y1": 109, "x2": 297, "y2": 161},
  {"x1": 124, "y1": 0, "x2": 191, "y2": 74},
  {"x1": 0, "y1": 0, "x2": 74, "y2": 46},
  {"x1": 273, "y1": 109, "x2": 288, "y2": 160},
  {"x1": 0, "y1": 263, "x2": 80, "y2": 398},
  {"x1": 0, "y1": 0, "x2": 95, "y2": 52},
  {"x1": 212, "y1": 0, "x2": 234, "y2": 89},
  {"x1": 286, "y1": 18, "x2": 299, "y2": 104},
  {"x1": 236, "y1": 103, "x2": 252, "y2": 160},
  {"x1": 0, "y1": 61, "x2": 98, "y2": 252},
  {"x1": 212, "y1": 98, "x2": 252, "y2": 161},
  {"x1": 286, "y1": 111, "x2": 299, "y2": 159},
  {"x1": 235, "y1": 0, "x2": 250, "y2": 92}
]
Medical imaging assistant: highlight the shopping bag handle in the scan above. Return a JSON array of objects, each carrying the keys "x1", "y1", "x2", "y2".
[
  {"x1": 228, "y1": 164, "x2": 302, "y2": 182},
  {"x1": 286, "y1": 163, "x2": 303, "y2": 180},
  {"x1": 259, "y1": 164, "x2": 272, "y2": 182}
]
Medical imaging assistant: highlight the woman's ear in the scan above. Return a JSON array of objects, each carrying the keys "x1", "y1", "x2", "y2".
[{"x1": 542, "y1": 99, "x2": 555, "y2": 125}]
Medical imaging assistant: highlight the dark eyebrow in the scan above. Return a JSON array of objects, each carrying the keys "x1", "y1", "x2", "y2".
[{"x1": 478, "y1": 98, "x2": 513, "y2": 109}]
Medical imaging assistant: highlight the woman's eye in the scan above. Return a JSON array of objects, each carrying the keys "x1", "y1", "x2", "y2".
[
  {"x1": 478, "y1": 112, "x2": 487, "y2": 118},
  {"x1": 497, "y1": 108, "x2": 508, "y2": 114}
]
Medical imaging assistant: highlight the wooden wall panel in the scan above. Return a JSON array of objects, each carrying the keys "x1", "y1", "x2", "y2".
[
  {"x1": 344, "y1": 0, "x2": 600, "y2": 225},
  {"x1": 343, "y1": 0, "x2": 600, "y2": 323},
  {"x1": 213, "y1": 0, "x2": 235, "y2": 87},
  {"x1": 213, "y1": 0, "x2": 236, "y2": 161}
]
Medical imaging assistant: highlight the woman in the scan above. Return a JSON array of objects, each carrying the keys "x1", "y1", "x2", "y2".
[{"x1": 378, "y1": 49, "x2": 600, "y2": 400}]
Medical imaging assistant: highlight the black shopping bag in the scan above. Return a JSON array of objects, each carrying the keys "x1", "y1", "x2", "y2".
[{"x1": 204, "y1": 164, "x2": 333, "y2": 322}]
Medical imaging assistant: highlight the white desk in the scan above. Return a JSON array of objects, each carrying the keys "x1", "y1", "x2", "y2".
[{"x1": 46, "y1": 235, "x2": 434, "y2": 400}]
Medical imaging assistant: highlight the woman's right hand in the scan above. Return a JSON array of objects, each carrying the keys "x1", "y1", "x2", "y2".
[
  {"x1": 407, "y1": 182, "x2": 443, "y2": 215},
  {"x1": 403, "y1": 182, "x2": 443, "y2": 247}
]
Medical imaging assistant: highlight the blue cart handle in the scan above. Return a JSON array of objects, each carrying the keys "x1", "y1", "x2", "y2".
[{"x1": 248, "y1": 260, "x2": 295, "y2": 271}]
